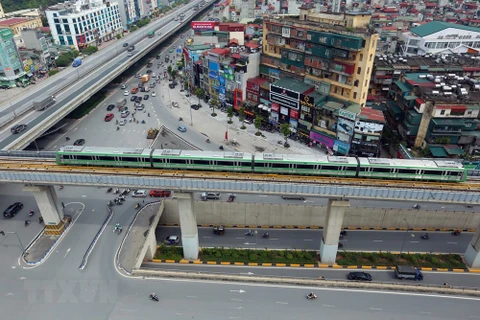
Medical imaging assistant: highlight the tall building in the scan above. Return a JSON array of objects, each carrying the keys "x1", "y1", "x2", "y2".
[
  {"x1": 45, "y1": 0, "x2": 122, "y2": 50},
  {"x1": 117, "y1": 0, "x2": 139, "y2": 27},
  {"x1": 0, "y1": 17, "x2": 42, "y2": 36},
  {"x1": 0, "y1": 28, "x2": 27, "y2": 87},
  {"x1": 0, "y1": 2, "x2": 5, "y2": 19}
]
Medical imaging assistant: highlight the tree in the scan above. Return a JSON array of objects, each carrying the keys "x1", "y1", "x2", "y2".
[
  {"x1": 227, "y1": 106, "x2": 234, "y2": 124},
  {"x1": 195, "y1": 88, "x2": 204, "y2": 105},
  {"x1": 167, "y1": 65, "x2": 173, "y2": 79},
  {"x1": 210, "y1": 94, "x2": 218, "y2": 117},
  {"x1": 254, "y1": 116, "x2": 263, "y2": 136},
  {"x1": 170, "y1": 70, "x2": 178, "y2": 81},
  {"x1": 83, "y1": 46, "x2": 98, "y2": 55},
  {"x1": 253, "y1": 18, "x2": 263, "y2": 25},
  {"x1": 280, "y1": 123, "x2": 291, "y2": 147},
  {"x1": 48, "y1": 69, "x2": 59, "y2": 77},
  {"x1": 239, "y1": 107, "x2": 246, "y2": 129},
  {"x1": 116, "y1": 34, "x2": 122, "y2": 40}
]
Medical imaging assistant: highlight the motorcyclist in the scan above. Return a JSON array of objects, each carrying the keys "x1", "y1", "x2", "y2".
[
  {"x1": 263, "y1": 232, "x2": 269, "y2": 238},
  {"x1": 150, "y1": 293, "x2": 158, "y2": 300},
  {"x1": 246, "y1": 229, "x2": 253, "y2": 235},
  {"x1": 422, "y1": 233, "x2": 429, "y2": 239},
  {"x1": 115, "y1": 223, "x2": 120, "y2": 231},
  {"x1": 307, "y1": 292, "x2": 316, "y2": 299}
]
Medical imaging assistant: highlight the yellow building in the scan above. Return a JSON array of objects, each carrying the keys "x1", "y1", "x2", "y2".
[
  {"x1": 261, "y1": 5, "x2": 379, "y2": 107},
  {"x1": 0, "y1": 17, "x2": 42, "y2": 36}
]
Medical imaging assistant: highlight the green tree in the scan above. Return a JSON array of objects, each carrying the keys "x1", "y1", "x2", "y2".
[
  {"x1": 167, "y1": 65, "x2": 173, "y2": 79},
  {"x1": 280, "y1": 123, "x2": 291, "y2": 147},
  {"x1": 227, "y1": 106, "x2": 234, "y2": 124},
  {"x1": 253, "y1": 18, "x2": 263, "y2": 25},
  {"x1": 170, "y1": 69, "x2": 178, "y2": 81},
  {"x1": 48, "y1": 69, "x2": 59, "y2": 77},
  {"x1": 195, "y1": 88, "x2": 204, "y2": 105},
  {"x1": 210, "y1": 94, "x2": 218, "y2": 117},
  {"x1": 254, "y1": 116, "x2": 263, "y2": 136},
  {"x1": 116, "y1": 34, "x2": 122, "y2": 40},
  {"x1": 83, "y1": 46, "x2": 98, "y2": 55},
  {"x1": 55, "y1": 53, "x2": 75, "y2": 67},
  {"x1": 239, "y1": 107, "x2": 246, "y2": 129}
]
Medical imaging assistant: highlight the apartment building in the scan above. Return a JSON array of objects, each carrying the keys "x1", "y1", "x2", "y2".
[
  {"x1": 46, "y1": 0, "x2": 122, "y2": 50},
  {"x1": 0, "y1": 28, "x2": 27, "y2": 87}
]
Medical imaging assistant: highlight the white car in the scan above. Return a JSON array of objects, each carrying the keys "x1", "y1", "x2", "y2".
[
  {"x1": 124, "y1": 90, "x2": 129, "y2": 96},
  {"x1": 119, "y1": 119, "x2": 127, "y2": 126},
  {"x1": 152, "y1": 92, "x2": 156, "y2": 97},
  {"x1": 121, "y1": 84, "x2": 128, "y2": 89},
  {"x1": 132, "y1": 190, "x2": 147, "y2": 197}
]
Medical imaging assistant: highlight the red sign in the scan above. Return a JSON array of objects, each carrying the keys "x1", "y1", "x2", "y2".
[
  {"x1": 290, "y1": 109, "x2": 299, "y2": 119},
  {"x1": 271, "y1": 103, "x2": 279, "y2": 112},
  {"x1": 191, "y1": 21, "x2": 216, "y2": 31}
]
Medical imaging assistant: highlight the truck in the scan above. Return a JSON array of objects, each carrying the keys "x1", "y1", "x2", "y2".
[
  {"x1": 116, "y1": 98, "x2": 127, "y2": 109},
  {"x1": 33, "y1": 96, "x2": 56, "y2": 111},
  {"x1": 395, "y1": 265, "x2": 423, "y2": 281},
  {"x1": 72, "y1": 57, "x2": 82, "y2": 67},
  {"x1": 142, "y1": 74, "x2": 150, "y2": 83}
]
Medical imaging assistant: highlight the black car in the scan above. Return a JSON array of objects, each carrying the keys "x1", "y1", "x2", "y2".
[
  {"x1": 156, "y1": 54, "x2": 161, "y2": 59},
  {"x1": 143, "y1": 95, "x2": 149, "y2": 100},
  {"x1": 169, "y1": 83, "x2": 175, "y2": 89},
  {"x1": 191, "y1": 104, "x2": 200, "y2": 110},
  {"x1": 130, "y1": 96, "x2": 137, "y2": 102},
  {"x1": 281, "y1": 196, "x2": 305, "y2": 201},
  {"x1": 4, "y1": 202, "x2": 23, "y2": 218},
  {"x1": 212, "y1": 225, "x2": 225, "y2": 235},
  {"x1": 146, "y1": 69, "x2": 152, "y2": 74},
  {"x1": 135, "y1": 96, "x2": 142, "y2": 102},
  {"x1": 74, "y1": 139, "x2": 85, "y2": 146},
  {"x1": 0, "y1": 85, "x2": 9, "y2": 89},
  {"x1": 107, "y1": 104, "x2": 115, "y2": 111},
  {"x1": 147, "y1": 62, "x2": 153, "y2": 68},
  {"x1": 138, "y1": 83, "x2": 144, "y2": 88},
  {"x1": 11, "y1": 124, "x2": 27, "y2": 134},
  {"x1": 347, "y1": 272, "x2": 372, "y2": 281},
  {"x1": 123, "y1": 43, "x2": 129, "y2": 47}
]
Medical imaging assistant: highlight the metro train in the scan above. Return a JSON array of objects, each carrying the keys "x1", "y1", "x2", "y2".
[{"x1": 55, "y1": 146, "x2": 467, "y2": 182}]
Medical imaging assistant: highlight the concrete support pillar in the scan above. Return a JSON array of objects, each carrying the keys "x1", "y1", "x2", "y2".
[
  {"x1": 23, "y1": 185, "x2": 65, "y2": 235},
  {"x1": 176, "y1": 193, "x2": 199, "y2": 260},
  {"x1": 144, "y1": 231, "x2": 158, "y2": 261},
  {"x1": 465, "y1": 224, "x2": 480, "y2": 268},
  {"x1": 320, "y1": 199, "x2": 350, "y2": 264}
]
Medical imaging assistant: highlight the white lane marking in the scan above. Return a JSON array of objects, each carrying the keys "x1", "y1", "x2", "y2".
[
  {"x1": 276, "y1": 301, "x2": 288, "y2": 305},
  {"x1": 259, "y1": 195, "x2": 268, "y2": 197},
  {"x1": 244, "y1": 242, "x2": 256, "y2": 245},
  {"x1": 322, "y1": 304, "x2": 335, "y2": 308},
  {"x1": 269, "y1": 238, "x2": 279, "y2": 241},
  {"x1": 186, "y1": 296, "x2": 198, "y2": 299},
  {"x1": 447, "y1": 242, "x2": 458, "y2": 245},
  {"x1": 229, "y1": 306, "x2": 244, "y2": 310},
  {"x1": 231, "y1": 298, "x2": 243, "y2": 302},
  {"x1": 229, "y1": 317, "x2": 241, "y2": 319},
  {"x1": 240, "y1": 272, "x2": 254, "y2": 275},
  {"x1": 235, "y1": 237, "x2": 245, "y2": 240},
  {"x1": 229, "y1": 289, "x2": 246, "y2": 293},
  {"x1": 64, "y1": 248, "x2": 71, "y2": 258},
  {"x1": 410, "y1": 241, "x2": 419, "y2": 244},
  {"x1": 202, "y1": 236, "x2": 211, "y2": 239},
  {"x1": 81, "y1": 195, "x2": 87, "y2": 197},
  {"x1": 369, "y1": 308, "x2": 382, "y2": 311},
  {"x1": 304, "y1": 239, "x2": 313, "y2": 241},
  {"x1": 373, "y1": 240, "x2": 383, "y2": 243}
]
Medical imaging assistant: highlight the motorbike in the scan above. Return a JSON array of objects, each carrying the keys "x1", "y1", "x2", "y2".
[
  {"x1": 29, "y1": 210, "x2": 35, "y2": 217},
  {"x1": 113, "y1": 188, "x2": 120, "y2": 194},
  {"x1": 340, "y1": 230, "x2": 347, "y2": 236},
  {"x1": 38, "y1": 216, "x2": 43, "y2": 224},
  {"x1": 121, "y1": 189, "x2": 129, "y2": 196},
  {"x1": 117, "y1": 126, "x2": 120, "y2": 131},
  {"x1": 452, "y1": 230, "x2": 461, "y2": 236},
  {"x1": 178, "y1": 117, "x2": 183, "y2": 121},
  {"x1": 219, "y1": 145, "x2": 224, "y2": 150},
  {"x1": 107, "y1": 188, "x2": 113, "y2": 193},
  {"x1": 149, "y1": 294, "x2": 159, "y2": 302},
  {"x1": 306, "y1": 294, "x2": 317, "y2": 300},
  {"x1": 206, "y1": 139, "x2": 210, "y2": 143},
  {"x1": 141, "y1": 120, "x2": 145, "y2": 124},
  {"x1": 421, "y1": 234, "x2": 429, "y2": 240},
  {"x1": 135, "y1": 203, "x2": 141, "y2": 209},
  {"x1": 262, "y1": 232, "x2": 269, "y2": 239},
  {"x1": 25, "y1": 220, "x2": 31, "y2": 227},
  {"x1": 245, "y1": 230, "x2": 254, "y2": 236},
  {"x1": 413, "y1": 204, "x2": 421, "y2": 209},
  {"x1": 108, "y1": 201, "x2": 114, "y2": 207},
  {"x1": 59, "y1": 185, "x2": 64, "y2": 190},
  {"x1": 66, "y1": 137, "x2": 70, "y2": 141}
]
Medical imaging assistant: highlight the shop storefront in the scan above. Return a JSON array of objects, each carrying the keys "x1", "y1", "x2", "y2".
[{"x1": 310, "y1": 130, "x2": 335, "y2": 149}]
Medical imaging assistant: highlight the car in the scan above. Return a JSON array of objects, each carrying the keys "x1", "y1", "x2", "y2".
[
  {"x1": 169, "y1": 83, "x2": 175, "y2": 89},
  {"x1": 105, "y1": 113, "x2": 114, "y2": 122},
  {"x1": 138, "y1": 83, "x2": 144, "y2": 88},
  {"x1": 107, "y1": 104, "x2": 115, "y2": 111},
  {"x1": 152, "y1": 92, "x2": 156, "y2": 97},
  {"x1": 144, "y1": 95, "x2": 149, "y2": 100},
  {"x1": 73, "y1": 139, "x2": 85, "y2": 146},
  {"x1": 181, "y1": 34, "x2": 184, "y2": 38},
  {"x1": 164, "y1": 235, "x2": 180, "y2": 245},
  {"x1": 281, "y1": 196, "x2": 306, "y2": 201},
  {"x1": 121, "y1": 110, "x2": 130, "y2": 118},
  {"x1": 135, "y1": 96, "x2": 142, "y2": 102},
  {"x1": 119, "y1": 106, "x2": 128, "y2": 113},
  {"x1": 201, "y1": 192, "x2": 221, "y2": 200},
  {"x1": 172, "y1": 102, "x2": 179, "y2": 107},
  {"x1": 135, "y1": 73, "x2": 141, "y2": 79},
  {"x1": 11, "y1": 124, "x2": 27, "y2": 134},
  {"x1": 4, "y1": 202, "x2": 23, "y2": 218},
  {"x1": 149, "y1": 189, "x2": 171, "y2": 197},
  {"x1": 149, "y1": 83, "x2": 155, "y2": 88},
  {"x1": 212, "y1": 225, "x2": 225, "y2": 235},
  {"x1": 146, "y1": 69, "x2": 152, "y2": 74},
  {"x1": 190, "y1": 104, "x2": 200, "y2": 110},
  {"x1": 131, "y1": 88, "x2": 139, "y2": 94},
  {"x1": 169, "y1": 48, "x2": 174, "y2": 53},
  {"x1": 177, "y1": 126, "x2": 187, "y2": 132},
  {"x1": 123, "y1": 43, "x2": 129, "y2": 47},
  {"x1": 132, "y1": 189, "x2": 147, "y2": 197},
  {"x1": 135, "y1": 104, "x2": 145, "y2": 111},
  {"x1": 124, "y1": 90, "x2": 129, "y2": 96},
  {"x1": 156, "y1": 54, "x2": 161, "y2": 59},
  {"x1": 147, "y1": 62, "x2": 153, "y2": 68},
  {"x1": 121, "y1": 84, "x2": 128, "y2": 89},
  {"x1": 130, "y1": 96, "x2": 137, "y2": 102},
  {"x1": 119, "y1": 119, "x2": 127, "y2": 126},
  {"x1": 0, "y1": 85, "x2": 9, "y2": 89},
  {"x1": 347, "y1": 272, "x2": 372, "y2": 281}
]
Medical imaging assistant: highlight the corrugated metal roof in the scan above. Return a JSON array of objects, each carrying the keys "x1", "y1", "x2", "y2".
[{"x1": 411, "y1": 21, "x2": 480, "y2": 37}]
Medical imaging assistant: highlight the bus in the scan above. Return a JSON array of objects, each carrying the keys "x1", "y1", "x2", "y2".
[{"x1": 148, "y1": 31, "x2": 155, "y2": 38}]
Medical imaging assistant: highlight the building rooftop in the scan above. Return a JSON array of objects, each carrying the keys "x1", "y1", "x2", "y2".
[
  {"x1": 410, "y1": 21, "x2": 480, "y2": 37},
  {"x1": 273, "y1": 77, "x2": 313, "y2": 93},
  {"x1": 0, "y1": 17, "x2": 31, "y2": 26},
  {"x1": 248, "y1": 76, "x2": 268, "y2": 86},
  {"x1": 358, "y1": 107, "x2": 386, "y2": 123},
  {"x1": 209, "y1": 48, "x2": 230, "y2": 56},
  {"x1": 374, "y1": 54, "x2": 480, "y2": 70}
]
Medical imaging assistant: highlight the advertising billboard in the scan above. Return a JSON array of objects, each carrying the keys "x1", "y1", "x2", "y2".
[
  {"x1": 191, "y1": 21, "x2": 216, "y2": 31},
  {"x1": 337, "y1": 118, "x2": 354, "y2": 135}
]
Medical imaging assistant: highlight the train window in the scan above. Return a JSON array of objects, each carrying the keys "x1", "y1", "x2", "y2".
[
  {"x1": 272, "y1": 163, "x2": 289, "y2": 168},
  {"x1": 372, "y1": 167, "x2": 392, "y2": 173},
  {"x1": 140, "y1": 157, "x2": 149, "y2": 163},
  {"x1": 397, "y1": 168, "x2": 416, "y2": 174},
  {"x1": 423, "y1": 170, "x2": 442, "y2": 176},
  {"x1": 254, "y1": 162, "x2": 266, "y2": 167},
  {"x1": 217, "y1": 161, "x2": 234, "y2": 166},
  {"x1": 170, "y1": 158, "x2": 187, "y2": 164},
  {"x1": 321, "y1": 165, "x2": 341, "y2": 171},
  {"x1": 98, "y1": 156, "x2": 115, "y2": 161},
  {"x1": 345, "y1": 166, "x2": 357, "y2": 171},
  {"x1": 77, "y1": 155, "x2": 94, "y2": 161},
  {"x1": 193, "y1": 160, "x2": 209, "y2": 165},
  {"x1": 241, "y1": 161, "x2": 252, "y2": 166},
  {"x1": 152, "y1": 158, "x2": 164, "y2": 163},
  {"x1": 297, "y1": 164, "x2": 314, "y2": 169},
  {"x1": 122, "y1": 157, "x2": 138, "y2": 162}
]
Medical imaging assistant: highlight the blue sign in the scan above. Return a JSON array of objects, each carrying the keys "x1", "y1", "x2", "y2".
[
  {"x1": 209, "y1": 61, "x2": 219, "y2": 72},
  {"x1": 208, "y1": 71, "x2": 218, "y2": 80},
  {"x1": 176, "y1": 48, "x2": 182, "y2": 54},
  {"x1": 30, "y1": 65, "x2": 35, "y2": 73},
  {"x1": 218, "y1": 86, "x2": 226, "y2": 94},
  {"x1": 218, "y1": 76, "x2": 225, "y2": 85},
  {"x1": 333, "y1": 140, "x2": 350, "y2": 155}
]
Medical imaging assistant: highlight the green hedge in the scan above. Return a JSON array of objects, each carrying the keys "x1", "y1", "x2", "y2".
[
  {"x1": 201, "y1": 248, "x2": 316, "y2": 264},
  {"x1": 336, "y1": 252, "x2": 466, "y2": 269},
  {"x1": 155, "y1": 245, "x2": 183, "y2": 260}
]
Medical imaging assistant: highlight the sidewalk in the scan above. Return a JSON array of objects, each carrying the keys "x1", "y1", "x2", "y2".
[{"x1": 160, "y1": 81, "x2": 327, "y2": 155}]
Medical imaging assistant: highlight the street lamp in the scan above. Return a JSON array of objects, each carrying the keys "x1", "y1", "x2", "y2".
[
  {"x1": 0, "y1": 231, "x2": 25, "y2": 252},
  {"x1": 399, "y1": 218, "x2": 414, "y2": 258}
]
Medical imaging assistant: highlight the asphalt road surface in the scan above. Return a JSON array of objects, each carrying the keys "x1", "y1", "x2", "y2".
[
  {"x1": 0, "y1": 4, "x2": 199, "y2": 149},
  {"x1": 156, "y1": 226, "x2": 473, "y2": 254}
]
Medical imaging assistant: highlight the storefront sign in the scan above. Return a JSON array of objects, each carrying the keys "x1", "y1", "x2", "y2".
[
  {"x1": 339, "y1": 109, "x2": 356, "y2": 121},
  {"x1": 271, "y1": 103, "x2": 279, "y2": 112},
  {"x1": 300, "y1": 94, "x2": 314, "y2": 108},
  {"x1": 337, "y1": 118, "x2": 354, "y2": 135},
  {"x1": 270, "y1": 84, "x2": 299, "y2": 100},
  {"x1": 334, "y1": 140, "x2": 350, "y2": 155},
  {"x1": 208, "y1": 71, "x2": 218, "y2": 80},
  {"x1": 270, "y1": 92, "x2": 300, "y2": 109},
  {"x1": 289, "y1": 109, "x2": 299, "y2": 119},
  {"x1": 280, "y1": 106, "x2": 289, "y2": 116},
  {"x1": 310, "y1": 131, "x2": 334, "y2": 148},
  {"x1": 191, "y1": 21, "x2": 216, "y2": 31}
]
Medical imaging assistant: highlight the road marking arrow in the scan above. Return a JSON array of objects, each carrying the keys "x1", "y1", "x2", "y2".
[
  {"x1": 229, "y1": 289, "x2": 246, "y2": 293},
  {"x1": 64, "y1": 248, "x2": 71, "y2": 258}
]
